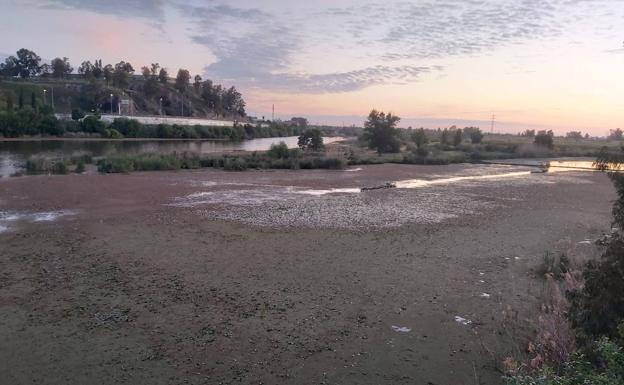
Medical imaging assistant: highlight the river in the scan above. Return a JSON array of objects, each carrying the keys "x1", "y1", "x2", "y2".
[{"x1": 0, "y1": 136, "x2": 344, "y2": 178}]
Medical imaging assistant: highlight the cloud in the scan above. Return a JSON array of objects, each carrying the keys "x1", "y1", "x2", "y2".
[
  {"x1": 179, "y1": 3, "x2": 442, "y2": 93},
  {"x1": 36, "y1": 0, "x2": 165, "y2": 22}
]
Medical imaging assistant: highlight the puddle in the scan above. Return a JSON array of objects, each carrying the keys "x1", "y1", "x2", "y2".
[
  {"x1": 344, "y1": 167, "x2": 363, "y2": 172},
  {"x1": 0, "y1": 210, "x2": 77, "y2": 233},
  {"x1": 480, "y1": 293, "x2": 491, "y2": 298},
  {"x1": 454, "y1": 316, "x2": 472, "y2": 326},
  {"x1": 294, "y1": 188, "x2": 360, "y2": 196},
  {"x1": 391, "y1": 325, "x2": 411, "y2": 333}
]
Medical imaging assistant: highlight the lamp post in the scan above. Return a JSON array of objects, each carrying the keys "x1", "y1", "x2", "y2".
[
  {"x1": 159, "y1": 97, "x2": 163, "y2": 116},
  {"x1": 43, "y1": 89, "x2": 47, "y2": 105},
  {"x1": 110, "y1": 94, "x2": 113, "y2": 114}
]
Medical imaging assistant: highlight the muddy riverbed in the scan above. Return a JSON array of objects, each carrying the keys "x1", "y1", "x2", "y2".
[{"x1": 0, "y1": 163, "x2": 615, "y2": 384}]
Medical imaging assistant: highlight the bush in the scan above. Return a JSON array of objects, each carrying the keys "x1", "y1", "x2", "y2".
[
  {"x1": 223, "y1": 157, "x2": 247, "y2": 171},
  {"x1": 25, "y1": 157, "x2": 69, "y2": 174},
  {"x1": 267, "y1": 142, "x2": 290, "y2": 159},
  {"x1": 534, "y1": 252, "x2": 570, "y2": 280},
  {"x1": 71, "y1": 109, "x2": 85, "y2": 121},
  {"x1": 507, "y1": 336, "x2": 624, "y2": 385},
  {"x1": 75, "y1": 160, "x2": 85, "y2": 173}
]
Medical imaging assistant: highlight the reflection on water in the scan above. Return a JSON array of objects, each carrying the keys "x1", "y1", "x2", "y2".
[
  {"x1": 0, "y1": 136, "x2": 343, "y2": 178},
  {"x1": 546, "y1": 160, "x2": 599, "y2": 172},
  {"x1": 395, "y1": 171, "x2": 532, "y2": 189}
]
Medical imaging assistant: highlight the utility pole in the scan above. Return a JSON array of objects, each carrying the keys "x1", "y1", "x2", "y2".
[
  {"x1": 272, "y1": 104, "x2": 275, "y2": 121},
  {"x1": 490, "y1": 114, "x2": 496, "y2": 133},
  {"x1": 51, "y1": 87, "x2": 54, "y2": 109}
]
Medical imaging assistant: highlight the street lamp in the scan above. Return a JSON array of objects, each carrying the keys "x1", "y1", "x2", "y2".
[
  {"x1": 43, "y1": 89, "x2": 47, "y2": 105},
  {"x1": 159, "y1": 97, "x2": 163, "y2": 116},
  {"x1": 110, "y1": 94, "x2": 113, "y2": 114}
]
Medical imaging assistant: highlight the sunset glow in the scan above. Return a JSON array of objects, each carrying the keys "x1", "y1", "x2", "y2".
[{"x1": 1, "y1": 0, "x2": 622, "y2": 134}]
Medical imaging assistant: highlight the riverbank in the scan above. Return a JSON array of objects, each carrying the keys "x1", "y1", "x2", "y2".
[{"x1": 0, "y1": 164, "x2": 615, "y2": 384}]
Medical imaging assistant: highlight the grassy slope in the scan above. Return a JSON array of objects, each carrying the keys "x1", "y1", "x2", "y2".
[{"x1": 0, "y1": 76, "x2": 236, "y2": 119}]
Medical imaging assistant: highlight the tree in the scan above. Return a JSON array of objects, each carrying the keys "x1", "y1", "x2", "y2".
[
  {"x1": 453, "y1": 128, "x2": 463, "y2": 146},
  {"x1": 298, "y1": 128, "x2": 324, "y2": 151},
  {"x1": 50, "y1": 57, "x2": 73, "y2": 78},
  {"x1": 18, "y1": 89, "x2": 24, "y2": 109},
  {"x1": 521, "y1": 129, "x2": 536, "y2": 137},
  {"x1": 141, "y1": 66, "x2": 151, "y2": 79},
  {"x1": 92, "y1": 59, "x2": 103, "y2": 79},
  {"x1": 440, "y1": 128, "x2": 450, "y2": 145},
  {"x1": 30, "y1": 92, "x2": 36, "y2": 109},
  {"x1": 0, "y1": 56, "x2": 20, "y2": 77},
  {"x1": 158, "y1": 68, "x2": 168, "y2": 84},
  {"x1": 175, "y1": 69, "x2": 190, "y2": 93},
  {"x1": 609, "y1": 128, "x2": 623, "y2": 141},
  {"x1": 411, "y1": 127, "x2": 428, "y2": 147},
  {"x1": 470, "y1": 128, "x2": 484, "y2": 144},
  {"x1": 193, "y1": 75, "x2": 202, "y2": 92},
  {"x1": 112, "y1": 61, "x2": 134, "y2": 88},
  {"x1": 150, "y1": 63, "x2": 160, "y2": 76},
  {"x1": 15, "y1": 48, "x2": 41, "y2": 78},
  {"x1": 103, "y1": 64, "x2": 113, "y2": 84},
  {"x1": 222, "y1": 86, "x2": 245, "y2": 116},
  {"x1": 0, "y1": 49, "x2": 41, "y2": 78},
  {"x1": 290, "y1": 117, "x2": 308, "y2": 128},
  {"x1": 78, "y1": 61, "x2": 95, "y2": 77},
  {"x1": 534, "y1": 130, "x2": 554, "y2": 149},
  {"x1": 362, "y1": 109, "x2": 401, "y2": 153},
  {"x1": 566, "y1": 131, "x2": 583, "y2": 139}
]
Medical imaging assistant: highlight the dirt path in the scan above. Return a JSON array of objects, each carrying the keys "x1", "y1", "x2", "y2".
[{"x1": 0, "y1": 165, "x2": 615, "y2": 384}]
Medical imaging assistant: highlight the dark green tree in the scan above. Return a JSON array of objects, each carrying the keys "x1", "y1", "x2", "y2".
[
  {"x1": 534, "y1": 130, "x2": 554, "y2": 149},
  {"x1": 298, "y1": 128, "x2": 324, "y2": 151},
  {"x1": 362, "y1": 109, "x2": 401, "y2": 153},
  {"x1": 30, "y1": 92, "x2": 36, "y2": 109},
  {"x1": 112, "y1": 61, "x2": 134, "y2": 88},
  {"x1": 175, "y1": 69, "x2": 190, "y2": 93},
  {"x1": 470, "y1": 128, "x2": 484, "y2": 144},
  {"x1": 50, "y1": 57, "x2": 73, "y2": 78},
  {"x1": 158, "y1": 68, "x2": 168, "y2": 84},
  {"x1": 18, "y1": 89, "x2": 24, "y2": 109},
  {"x1": 411, "y1": 128, "x2": 428, "y2": 148},
  {"x1": 453, "y1": 128, "x2": 463, "y2": 146}
]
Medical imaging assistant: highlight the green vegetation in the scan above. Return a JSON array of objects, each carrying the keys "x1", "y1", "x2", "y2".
[
  {"x1": 0, "y1": 48, "x2": 246, "y2": 119},
  {"x1": 505, "y1": 148, "x2": 624, "y2": 384},
  {"x1": 297, "y1": 128, "x2": 324, "y2": 151},
  {"x1": 96, "y1": 150, "x2": 346, "y2": 173},
  {"x1": 362, "y1": 109, "x2": 401, "y2": 153}
]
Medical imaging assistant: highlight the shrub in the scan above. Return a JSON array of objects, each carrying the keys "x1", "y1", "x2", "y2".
[
  {"x1": 267, "y1": 142, "x2": 290, "y2": 159},
  {"x1": 25, "y1": 157, "x2": 69, "y2": 174},
  {"x1": 71, "y1": 109, "x2": 85, "y2": 121},
  {"x1": 75, "y1": 160, "x2": 85, "y2": 173},
  {"x1": 298, "y1": 129, "x2": 324, "y2": 151},
  {"x1": 223, "y1": 157, "x2": 247, "y2": 171},
  {"x1": 534, "y1": 252, "x2": 570, "y2": 280}
]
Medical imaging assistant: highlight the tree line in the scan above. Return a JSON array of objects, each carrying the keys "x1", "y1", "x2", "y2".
[{"x1": 0, "y1": 48, "x2": 246, "y2": 117}]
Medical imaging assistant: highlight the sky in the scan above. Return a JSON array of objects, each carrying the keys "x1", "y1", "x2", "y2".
[{"x1": 1, "y1": 0, "x2": 623, "y2": 134}]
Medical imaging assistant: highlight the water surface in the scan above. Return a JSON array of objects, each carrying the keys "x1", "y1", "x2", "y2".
[{"x1": 0, "y1": 136, "x2": 343, "y2": 177}]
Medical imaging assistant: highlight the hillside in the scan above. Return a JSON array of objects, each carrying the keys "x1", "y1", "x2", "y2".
[
  {"x1": 0, "y1": 76, "x2": 246, "y2": 120},
  {"x1": 0, "y1": 49, "x2": 247, "y2": 121}
]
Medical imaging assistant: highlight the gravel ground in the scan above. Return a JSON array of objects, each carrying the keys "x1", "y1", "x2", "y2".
[{"x1": 0, "y1": 163, "x2": 615, "y2": 385}]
